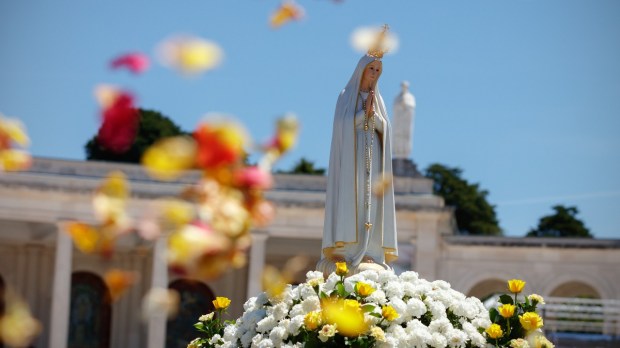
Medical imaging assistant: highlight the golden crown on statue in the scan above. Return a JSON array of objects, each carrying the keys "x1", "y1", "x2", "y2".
[{"x1": 367, "y1": 24, "x2": 390, "y2": 59}]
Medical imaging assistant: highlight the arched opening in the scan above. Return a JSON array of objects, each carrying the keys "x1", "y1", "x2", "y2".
[
  {"x1": 550, "y1": 281, "x2": 600, "y2": 299},
  {"x1": 166, "y1": 279, "x2": 216, "y2": 348},
  {"x1": 467, "y1": 278, "x2": 506, "y2": 302},
  {"x1": 67, "y1": 272, "x2": 112, "y2": 348}
]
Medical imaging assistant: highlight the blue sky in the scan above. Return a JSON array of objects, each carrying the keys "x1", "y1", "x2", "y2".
[{"x1": 1, "y1": 1, "x2": 619, "y2": 239}]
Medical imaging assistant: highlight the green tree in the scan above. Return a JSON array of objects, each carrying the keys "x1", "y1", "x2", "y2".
[
  {"x1": 527, "y1": 205, "x2": 593, "y2": 238},
  {"x1": 424, "y1": 163, "x2": 502, "y2": 235},
  {"x1": 279, "y1": 157, "x2": 325, "y2": 175},
  {"x1": 85, "y1": 108, "x2": 185, "y2": 163}
]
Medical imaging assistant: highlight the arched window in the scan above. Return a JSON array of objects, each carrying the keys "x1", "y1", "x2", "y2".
[
  {"x1": 166, "y1": 279, "x2": 215, "y2": 348},
  {"x1": 67, "y1": 272, "x2": 111, "y2": 348},
  {"x1": 467, "y1": 278, "x2": 506, "y2": 302}
]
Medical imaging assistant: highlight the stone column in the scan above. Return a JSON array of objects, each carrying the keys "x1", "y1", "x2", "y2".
[
  {"x1": 48, "y1": 223, "x2": 72, "y2": 348},
  {"x1": 246, "y1": 232, "x2": 269, "y2": 298},
  {"x1": 414, "y1": 213, "x2": 439, "y2": 281},
  {"x1": 147, "y1": 236, "x2": 168, "y2": 348}
]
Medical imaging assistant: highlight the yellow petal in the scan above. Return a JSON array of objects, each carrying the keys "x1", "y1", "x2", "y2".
[
  {"x1": 142, "y1": 136, "x2": 197, "y2": 180},
  {"x1": 0, "y1": 114, "x2": 30, "y2": 147},
  {"x1": 0, "y1": 149, "x2": 31, "y2": 171},
  {"x1": 0, "y1": 289, "x2": 41, "y2": 347},
  {"x1": 157, "y1": 36, "x2": 223, "y2": 75},
  {"x1": 66, "y1": 222, "x2": 100, "y2": 254}
]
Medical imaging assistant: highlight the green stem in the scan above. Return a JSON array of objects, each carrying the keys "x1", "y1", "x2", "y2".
[{"x1": 506, "y1": 317, "x2": 511, "y2": 337}]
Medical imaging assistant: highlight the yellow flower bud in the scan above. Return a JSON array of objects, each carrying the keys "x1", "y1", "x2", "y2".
[
  {"x1": 498, "y1": 303, "x2": 516, "y2": 318},
  {"x1": 519, "y1": 312, "x2": 543, "y2": 331},
  {"x1": 507, "y1": 279, "x2": 526, "y2": 294},
  {"x1": 486, "y1": 323, "x2": 504, "y2": 339},
  {"x1": 355, "y1": 282, "x2": 375, "y2": 297},
  {"x1": 335, "y1": 262, "x2": 348, "y2": 276},
  {"x1": 304, "y1": 311, "x2": 322, "y2": 330},
  {"x1": 212, "y1": 296, "x2": 231, "y2": 310},
  {"x1": 381, "y1": 305, "x2": 399, "y2": 322}
]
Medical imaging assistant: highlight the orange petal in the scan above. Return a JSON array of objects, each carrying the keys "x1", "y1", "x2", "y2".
[
  {"x1": 66, "y1": 222, "x2": 100, "y2": 254},
  {"x1": 104, "y1": 269, "x2": 138, "y2": 302},
  {"x1": 270, "y1": 1, "x2": 304, "y2": 28},
  {"x1": 142, "y1": 136, "x2": 197, "y2": 181}
]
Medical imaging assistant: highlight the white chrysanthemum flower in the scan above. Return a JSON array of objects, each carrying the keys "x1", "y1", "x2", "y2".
[
  {"x1": 408, "y1": 320, "x2": 433, "y2": 347},
  {"x1": 306, "y1": 270, "x2": 324, "y2": 282},
  {"x1": 301, "y1": 296, "x2": 321, "y2": 313},
  {"x1": 323, "y1": 273, "x2": 340, "y2": 292},
  {"x1": 269, "y1": 326, "x2": 288, "y2": 345},
  {"x1": 223, "y1": 324, "x2": 238, "y2": 342},
  {"x1": 252, "y1": 335, "x2": 273, "y2": 348},
  {"x1": 299, "y1": 283, "x2": 317, "y2": 300},
  {"x1": 431, "y1": 280, "x2": 452, "y2": 290},
  {"x1": 215, "y1": 340, "x2": 233, "y2": 348},
  {"x1": 240, "y1": 330, "x2": 254, "y2": 348},
  {"x1": 388, "y1": 296, "x2": 408, "y2": 324},
  {"x1": 287, "y1": 315, "x2": 304, "y2": 336},
  {"x1": 378, "y1": 270, "x2": 399, "y2": 285},
  {"x1": 289, "y1": 303, "x2": 304, "y2": 318},
  {"x1": 406, "y1": 297, "x2": 428, "y2": 318},
  {"x1": 281, "y1": 343, "x2": 304, "y2": 348},
  {"x1": 384, "y1": 281, "x2": 405, "y2": 299},
  {"x1": 256, "y1": 315, "x2": 277, "y2": 333},
  {"x1": 446, "y1": 328, "x2": 468, "y2": 348},
  {"x1": 386, "y1": 324, "x2": 408, "y2": 343},
  {"x1": 366, "y1": 288, "x2": 387, "y2": 305},
  {"x1": 469, "y1": 331, "x2": 487, "y2": 347},
  {"x1": 430, "y1": 331, "x2": 448, "y2": 348},
  {"x1": 267, "y1": 302, "x2": 289, "y2": 321},
  {"x1": 358, "y1": 269, "x2": 380, "y2": 282},
  {"x1": 429, "y1": 317, "x2": 452, "y2": 334},
  {"x1": 426, "y1": 299, "x2": 447, "y2": 320},
  {"x1": 243, "y1": 297, "x2": 257, "y2": 311},
  {"x1": 472, "y1": 317, "x2": 492, "y2": 329},
  {"x1": 377, "y1": 335, "x2": 399, "y2": 348},
  {"x1": 209, "y1": 334, "x2": 222, "y2": 345},
  {"x1": 400, "y1": 271, "x2": 419, "y2": 283}
]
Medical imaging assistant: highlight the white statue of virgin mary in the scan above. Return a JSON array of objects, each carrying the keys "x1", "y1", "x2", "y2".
[{"x1": 317, "y1": 48, "x2": 398, "y2": 275}]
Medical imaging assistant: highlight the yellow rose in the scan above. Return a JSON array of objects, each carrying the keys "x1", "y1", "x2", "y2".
[
  {"x1": 335, "y1": 262, "x2": 348, "y2": 276},
  {"x1": 212, "y1": 296, "x2": 231, "y2": 310},
  {"x1": 498, "y1": 303, "x2": 516, "y2": 318},
  {"x1": 343, "y1": 299, "x2": 361, "y2": 311},
  {"x1": 519, "y1": 312, "x2": 543, "y2": 331},
  {"x1": 382, "y1": 305, "x2": 399, "y2": 322},
  {"x1": 508, "y1": 279, "x2": 526, "y2": 294},
  {"x1": 485, "y1": 323, "x2": 504, "y2": 339},
  {"x1": 355, "y1": 282, "x2": 375, "y2": 297},
  {"x1": 304, "y1": 311, "x2": 322, "y2": 330}
]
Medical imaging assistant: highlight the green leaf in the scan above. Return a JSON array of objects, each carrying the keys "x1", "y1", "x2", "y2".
[
  {"x1": 336, "y1": 283, "x2": 348, "y2": 298},
  {"x1": 369, "y1": 312, "x2": 382, "y2": 318},
  {"x1": 499, "y1": 294, "x2": 514, "y2": 305},
  {"x1": 320, "y1": 291, "x2": 328, "y2": 299},
  {"x1": 489, "y1": 308, "x2": 499, "y2": 323},
  {"x1": 362, "y1": 304, "x2": 376, "y2": 313}
]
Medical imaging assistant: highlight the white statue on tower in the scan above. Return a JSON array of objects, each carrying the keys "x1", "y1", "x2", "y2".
[{"x1": 392, "y1": 81, "x2": 416, "y2": 159}]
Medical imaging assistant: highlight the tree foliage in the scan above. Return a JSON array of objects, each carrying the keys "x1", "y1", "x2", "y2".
[
  {"x1": 424, "y1": 163, "x2": 502, "y2": 236},
  {"x1": 527, "y1": 205, "x2": 593, "y2": 238},
  {"x1": 279, "y1": 157, "x2": 325, "y2": 175},
  {"x1": 85, "y1": 108, "x2": 185, "y2": 163}
]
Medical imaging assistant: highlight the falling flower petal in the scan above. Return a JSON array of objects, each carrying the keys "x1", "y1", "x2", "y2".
[
  {"x1": 0, "y1": 113, "x2": 30, "y2": 148},
  {"x1": 372, "y1": 174, "x2": 393, "y2": 196},
  {"x1": 94, "y1": 84, "x2": 122, "y2": 109},
  {"x1": 251, "y1": 200, "x2": 275, "y2": 227},
  {"x1": 0, "y1": 149, "x2": 31, "y2": 172},
  {"x1": 194, "y1": 117, "x2": 249, "y2": 169},
  {"x1": 262, "y1": 265, "x2": 288, "y2": 298},
  {"x1": 351, "y1": 25, "x2": 399, "y2": 55},
  {"x1": 167, "y1": 222, "x2": 231, "y2": 277},
  {"x1": 93, "y1": 171, "x2": 131, "y2": 228},
  {"x1": 96, "y1": 90, "x2": 140, "y2": 153},
  {"x1": 142, "y1": 288, "x2": 180, "y2": 321},
  {"x1": 233, "y1": 166, "x2": 273, "y2": 190},
  {"x1": 142, "y1": 136, "x2": 197, "y2": 180},
  {"x1": 110, "y1": 52, "x2": 150, "y2": 74},
  {"x1": 270, "y1": 1, "x2": 305, "y2": 28},
  {"x1": 321, "y1": 297, "x2": 369, "y2": 337},
  {"x1": 66, "y1": 222, "x2": 100, "y2": 254},
  {"x1": 157, "y1": 35, "x2": 223, "y2": 75},
  {"x1": 0, "y1": 289, "x2": 41, "y2": 347},
  {"x1": 104, "y1": 269, "x2": 138, "y2": 302}
]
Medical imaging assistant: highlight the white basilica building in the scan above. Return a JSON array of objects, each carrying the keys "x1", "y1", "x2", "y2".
[{"x1": 1, "y1": 83, "x2": 619, "y2": 347}]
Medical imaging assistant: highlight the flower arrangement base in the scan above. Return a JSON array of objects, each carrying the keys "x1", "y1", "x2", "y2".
[{"x1": 192, "y1": 269, "x2": 492, "y2": 347}]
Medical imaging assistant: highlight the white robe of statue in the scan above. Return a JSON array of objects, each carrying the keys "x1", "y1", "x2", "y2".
[{"x1": 317, "y1": 55, "x2": 398, "y2": 275}]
